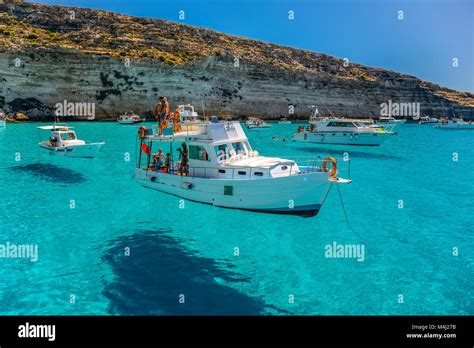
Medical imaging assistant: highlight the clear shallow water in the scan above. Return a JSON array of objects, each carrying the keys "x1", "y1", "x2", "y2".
[{"x1": 0, "y1": 122, "x2": 472, "y2": 315}]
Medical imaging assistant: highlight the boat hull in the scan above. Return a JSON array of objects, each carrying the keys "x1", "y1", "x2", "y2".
[
  {"x1": 39, "y1": 142, "x2": 105, "y2": 158},
  {"x1": 133, "y1": 168, "x2": 332, "y2": 217},
  {"x1": 292, "y1": 131, "x2": 394, "y2": 146}
]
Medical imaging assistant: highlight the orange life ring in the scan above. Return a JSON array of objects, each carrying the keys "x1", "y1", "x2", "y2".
[
  {"x1": 322, "y1": 157, "x2": 337, "y2": 177},
  {"x1": 138, "y1": 126, "x2": 147, "y2": 139}
]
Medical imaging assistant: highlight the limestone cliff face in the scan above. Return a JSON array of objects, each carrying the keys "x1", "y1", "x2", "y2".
[{"x1": 0, "y1": 3, "x2": 473, "y2": 120}]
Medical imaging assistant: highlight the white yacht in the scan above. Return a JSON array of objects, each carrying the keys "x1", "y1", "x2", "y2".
[
  {"x1": 178, "y1": 104, "x2": 200, "y2": 123},
  {"x1": 134, "y1": 117, "x2": 350, "y2": 217},
  {"x1": 419, "y1": 116, "x2": 439, "y2": 124},
  {"x1": 38, "y1": 124, "x2": 105, "y2": 158},
  {"x1": 292, "y1": 118, "x2": 396, "y2": 146},
  {"x1": 0, "y1": 110, "x2": 5, "y2": 128},
  {"x1": 244, "y1": 117, "x2": 271, "y2": 129},
  {"x1": 378, "y1": 116, "x2": 406, "y2": 124},
  {"x1": 434, "y1": 118, "x2": 474, "y2": 129},
  {"x1": 117, "y1": 111, "x2": 145, "y2": 124}
]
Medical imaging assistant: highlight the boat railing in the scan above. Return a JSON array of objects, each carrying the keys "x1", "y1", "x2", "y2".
[{"x1": 141, "y1": 156, "x2": 350, "y2": 181}]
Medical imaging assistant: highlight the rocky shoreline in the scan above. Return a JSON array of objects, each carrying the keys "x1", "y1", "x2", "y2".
[{"x1": 0, "y1": 3, "x2": 473, "y2": 120}]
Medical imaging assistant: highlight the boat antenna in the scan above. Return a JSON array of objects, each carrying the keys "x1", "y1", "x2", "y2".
[{"x1": 325, "y1": 106, "x2": 335, "y2": 118}]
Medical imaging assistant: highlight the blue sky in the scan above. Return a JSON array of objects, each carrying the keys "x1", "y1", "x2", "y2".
[{"x1": 35, "y1": 0, "x2": 473, "y2": 92}]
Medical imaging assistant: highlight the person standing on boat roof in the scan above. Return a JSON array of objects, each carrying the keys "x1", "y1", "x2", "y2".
[
  {"x1": 173, "y1": 106, "x2": 181, "y2": 133},
  {"x1": 155, "y1": 96, "x2": 170, "y2": 135}
]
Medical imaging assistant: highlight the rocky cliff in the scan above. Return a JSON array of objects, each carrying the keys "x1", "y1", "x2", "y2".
[{"x1": 0, "y1": 2, "x2": 473, "y2": 120}]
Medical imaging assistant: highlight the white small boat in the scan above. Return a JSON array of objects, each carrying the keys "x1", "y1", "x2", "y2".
[
  {"x1": 0, "y1": 110, "x2": 6, "y2": 128},
  {"x1": 133, "y1": 116, "x2": 350, "y2": 217},
  {"x1": 378, "y1": 116, "x2": 406, "y2": 124},
  {"x1": 292, "y1": 118, "x2": 396, "y2": 146},
  {"x1": 278, "y1": 118, "x2": 292, "y2": 124},
  {"x1": 38, "y1": 125, "x2": 105, "y2": 158},
  {"x1": 245, "y1": 117, "x2": 271, "y2": 129},
  {"x1": 117, "y1": 111, "x2": 145, "y2": 124},
  {"x1": 434, "y1": 118, "x2": 474, "y2": 129},
  {"x1": 419, "y1": 116, "x2": 438, "y2": 124},
  {"x1": 178, "y1": 104, "x2": 200, "y2": 123}
]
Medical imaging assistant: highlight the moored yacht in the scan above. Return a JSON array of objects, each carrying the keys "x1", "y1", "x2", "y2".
[
  {"x1": 419, "y1": 116, "x2": 438, "y2": 124},
  {"x1": 38, "y1": 124, "x2": 105, "y2": 158},
  {"x1": 244, "y1": 117, "x2": 271, "y2": 129},
  {"x1": 292, "y1": 118, "x2": 396, "y2": 146},
  {"x1": 117, "y1": 111, "x2": 145, "y2": 124},
  {"x1": 378, "y1": 116, "x2": 407, "y2": 124},
  {"x1": 133, "y1": 116, "x2": 350, "y2": 217},
  {"x1": 434, "y1": 118, "x2": 474, "y2": 129}
]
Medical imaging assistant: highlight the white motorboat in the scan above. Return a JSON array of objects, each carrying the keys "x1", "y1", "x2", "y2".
[
  {"x1": 419, "y1": 116, "x2": 439, "y2": 124},
  {"x1": 434, "y1": 118, "x2": 474, "y2": 129},
  {"x1": 244, "y1": 117, "x2": 272, "y2": 129},
  {"x1": 133, "y1": 116, "x2": 350, "y2": 217},
  {"x1": 278, "y1": 118, "x2": 292, "y2": 124},
  {"x1": 178, "y1": 104, "x2": 200, "y2": 123},
  {"x1": 292, "y1": 118, "x2": 396, "y2": 146},
  {"x1": 38, "y1": 124, "x2": 105, "y2": 158},
  {"x1": 0, "y1": 110, "x2": 6, "y2": 128},
  {"x1": 117, "y1": 111, "x2": 145, "y2": 124},
  {"x1": 378, "y1": 116, "x2": 406, "y2": 124}
]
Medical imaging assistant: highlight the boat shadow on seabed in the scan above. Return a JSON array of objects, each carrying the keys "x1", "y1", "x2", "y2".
[
  {"x1": 9, "y1": 163, "x2": 87, "y2": 184},
  {"x1": 101, "y1": 228, "x2": 289, "y2": 315},
  {"x1": 295, "y1": 146, "x2": 404, "y2": 161}
]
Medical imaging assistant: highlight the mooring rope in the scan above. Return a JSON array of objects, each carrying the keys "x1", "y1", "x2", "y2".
[{"x1": 336, "y1": 183, "x2": 362, "y2": 240}]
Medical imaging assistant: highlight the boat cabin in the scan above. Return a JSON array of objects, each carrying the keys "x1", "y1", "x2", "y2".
[
  {"x1": 138, "y1": 119, "x2": 299, "y2": 180},
  {"x1": 38, "y1": 125, "x2": 85, "y2": 147}
]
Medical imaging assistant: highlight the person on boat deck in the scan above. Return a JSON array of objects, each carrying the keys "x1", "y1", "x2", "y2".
[
  {"x1": 173, "y1": 106, "x2": 181, "y2": 133},
  {"x1": 164, "y1": 153, "x2": 171, "y2": 173},
  {"x1": 49, "y1": 136, "x2": 59, "y2": 147},
  {"x1": 177, "y1": 142, "x2": 188, "y2": 175},
  {"x1": 155, "y1": 97, "x2": 170, "y2": 135},
  {"x1": 156, "y1": 148, "x2": 164, "y2": 167}
]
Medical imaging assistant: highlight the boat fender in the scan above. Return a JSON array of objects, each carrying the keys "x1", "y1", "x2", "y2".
[
  {"x1": 138, "y1": 126, "x2": 147, "y2": 139},
  {"x1": 322, "y1": 157, "x2": 338, "y2": 177},
  {"x1": 354, "y1": 133, "x2": 359, "y2": 141},
  {"x1": 151, "y1": 176, "x2": 157, "y2": 182},
  {"x1": 183, "y1": 182, "x2": 193, "y2": 189}
]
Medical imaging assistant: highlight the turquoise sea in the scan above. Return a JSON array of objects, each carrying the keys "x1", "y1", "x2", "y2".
[{"x1": 0, "y1": 122, "x2": 472, "y2": 315}]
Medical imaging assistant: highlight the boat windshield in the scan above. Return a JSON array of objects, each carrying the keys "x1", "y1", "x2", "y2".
[{"x1": 61, "y1": 132, "x2": 76, "y2": 140}]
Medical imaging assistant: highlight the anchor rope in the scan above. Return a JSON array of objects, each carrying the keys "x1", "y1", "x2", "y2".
[{"x1": 336, "y1": 183, "x2": 362, "y2": 240}]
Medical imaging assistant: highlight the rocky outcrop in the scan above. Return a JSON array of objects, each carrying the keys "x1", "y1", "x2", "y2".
[{"x1": 0, "y1": 3, "x2": 472, "y2": 120}]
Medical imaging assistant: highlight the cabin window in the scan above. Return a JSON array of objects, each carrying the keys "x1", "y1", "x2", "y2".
[
  {"x1": 61, "y1": 132, "x2": 76, "y2": 140},
  {"x1": 238, "y1": 171, "x2": 247, "y2": 175},
  {"x1": 281, "y1": 166, "x2": 288, "y2": 170},
  {"x1": 254, "y1": 172, "x2": 264, "y2": 176},
  {"x1": 218, "y1": 169, "x2": 226, "y2": 174},
  {"x1": 189, "y1": 145, "x2": 210, "y2": 161},
  {"x1": 330, "y1": 122, "x2": 353, "y2": 127},
  {"x1": 231, "y1": 142, "x2": 244, "y2": 155},
  {"x1": 214, "y1": 144, "x2": 230, "y2": 161}
]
